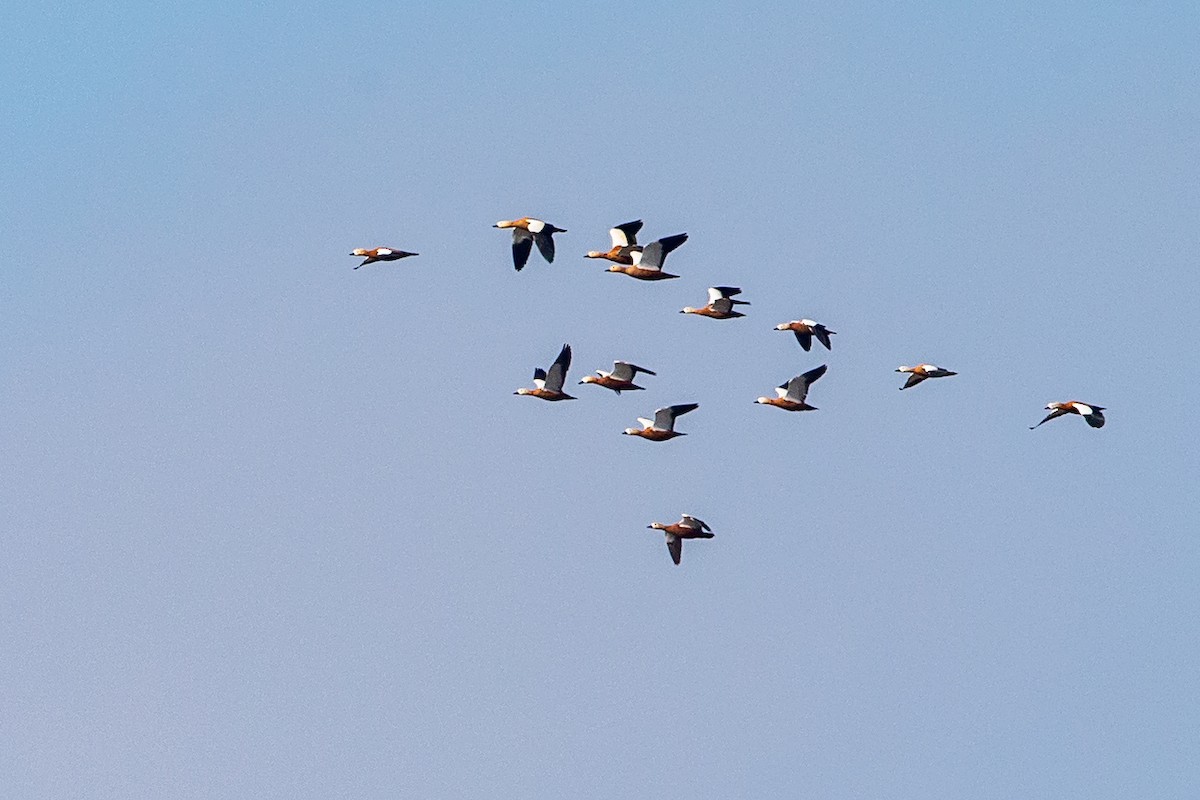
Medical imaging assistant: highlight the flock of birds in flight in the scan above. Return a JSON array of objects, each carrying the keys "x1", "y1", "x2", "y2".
[{"x1": 352, "y1": 217, "x2": 1106, "y2": 565}]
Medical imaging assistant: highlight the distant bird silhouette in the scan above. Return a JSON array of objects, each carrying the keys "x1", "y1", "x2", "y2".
[
  {"x1": 579, "y1": 360, "x2": 656, "y2": 394},
  {"x1": 585, "y1": 220, "x2": 643, "y2": 264},
  {"x1": 623, "y1": 403, "x2": 699, "y2": 440},
  {"x1": 648, "y1": 515, "x2": 714, "y2": 565},
  {"x1": 775, "y1": 319, "x2": 835, "y2": 351},
  {"x1": 896, "y1": 364, "x2": 957, "y2": 390},
  {"x1": 515, "y1": 344, "x2": 576, "y2": 401},
  {"x1": 605, "y1": 233, "x2": 688, "y2": 281},
  {"x1": 681, "y1": 287, "x2": 750, "y2": 319},
  {"x1": 1030, "y1": 401, "x2": 1105, "y2": 429},
  {"x1": 755, "y1": 365, "x2": 827, "y2": 412},
  {"x1": 494, "y1": 217, "x2": 566, "y2": 271},
  {"x1": 350, "y1": 247, "x2": 418, "y2": 268}
]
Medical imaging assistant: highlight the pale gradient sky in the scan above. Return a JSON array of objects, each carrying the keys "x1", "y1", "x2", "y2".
[{"x1": 2, "y1": 3, "x2": 1198, "y2": 798}]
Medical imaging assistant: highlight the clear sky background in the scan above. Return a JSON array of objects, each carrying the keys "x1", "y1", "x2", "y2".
[{"x1": 2, "y1": 2, "x2": 1198, "y2": 798}]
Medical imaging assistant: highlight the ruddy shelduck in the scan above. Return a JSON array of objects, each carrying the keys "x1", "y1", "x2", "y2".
[
  {"x1": 1030, "y1": 401, "x2": 1106, "y2": 429},
  {"x1": 755, "y1": 365, "x2": 827, "y2": 411},
  {"x1": 605, "y1": 233, "x2": 688, "y2": 281},
  {"x1": 622, "y1": 403, "x2": 699, "y2": 440},
  {"x1": 775, "y1": 319, "x2": 835, "y2": 351},
  {"x1": 681, "y1": 286, "x2": 750, "y2": 319},
  {"x1": 515, "y1": 344, "x2": 576, "y2": 401},
  {"x1": 896, "y1": 364, "x2": 957, "y2": 390},
  {"x1": 579, "y1": 360, "x2": 656, "y2": 394},
  {"x1": 648, "y1": 514, "x2": 714, "y2": 565},
  {"x1": 494, "y1": 217, "x2": 566, "y2": 271},
  {"x1": 350, "y1": 247, "x2": 419, "y2": 269},
  {"x1": 585, "y1": 220, "x2": 643, "y2": 264}
]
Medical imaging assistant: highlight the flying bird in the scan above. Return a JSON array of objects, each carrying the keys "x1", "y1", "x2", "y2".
[
  {"x1": 515, "y1": 344, "x2": 576, "y2": 401},
  {"x1": 1030, "y1": 401, "x2": 1105, "y2": 429},
  {"x1": 585, "y1": 220, "x2": 643, "y2": 264},
  {"x1": 350, "y1": 247, "x2": 418, "y2": 268},
  {"x1": 896, "y1": 364, "x2": 957, "y2": 390},
  {"x1": 648, "y1": 515, "x2": 714, "y2": 565},
  {"x1": 755, "y1": 365, "x2": 828, "y2": 411},
  {"x1": 494, "y1": 217, "x2": 566, "y2": 271},
  {"x1": 681, "y1": 286, "x2": 751, "y2": 319},
  {"x1": 605, "y1": 233, "x2": 688, "y2": 281},
  {"x1": 774, "y1": 319, "x2": 835, "y2": 351},
  {"x1": 622, "y1": 403, "x2": 699, "y2": 440},
  {"x1": 579, "y1": 360, "x2": 657, "y2": 394}
]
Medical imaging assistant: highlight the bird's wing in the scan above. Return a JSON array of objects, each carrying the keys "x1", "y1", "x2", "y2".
[
  {"x1": 901, "y1": 373, "x2": 926, "y2": 390},
  {"x1": 533, "y1": 230, "x2": 556, "y2": 263},
  {"x1": 532, "y1": 367, "x2": 547, "y2": 390},
  {"x1": 793, "y1": 330, "x2": 813, "y2": 351},
  {"x1": 1085, "y1": 408, "x2": 1106, "y2": 428},
  {"x1": 654, "y1": 403, "x2": 698, "y2": 429},
  {"x1": 611, "y1": 220, "x2": 643, "y2": 248},
  {"x1": 1030, "y1": 408, "x2": 1068, "y2": 429},
  {"x1": 511, "y1": 229, "x2": 533, "y2": 271},
  {"x1": 680, "y1": 515, "x2": 710, "y2": 532},
  {"x1": 609, "y1": 362, "x2": 635, "y2": 382},
  {"x1": 635, "y1": 241, "x2": 665, "y2": 270},
  {"x1": 619, "y1": 362, "x2": 657, "y2": 381},
  {"x1": 544, "y1": 344, "x2": 572, "y2": 392},
  {"x1": 814, "y1": 327, "x2": 833, "y2": 350},
  {"x1": 666, "y1": 534, "x2": 682, "y2": 565},
  {"x1": 785, "y1": 365, "x2": 827, "y2": 402},
  {"x1": 709, "y1": 286, "x2": 741, "y2": 302}
]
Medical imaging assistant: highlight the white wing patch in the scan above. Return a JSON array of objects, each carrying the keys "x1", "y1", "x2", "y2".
[
  {"x1": 533, "y1": 378, "x2": 546, "y2": 390},
  {"x1": 706, "y1": 287, "x2": 722, "y2": 303},
  {"x1": 637, "y1": 417, "x2": 654, "y2": 429},
  {"x1": 526, "y1": 218, "x2": 545, "y2": 233},
  {"x1": 775, "y1": 387, "x2": 788, "y2": 398},
  {"x1": 376, "y1": 248, "x2": 392, "y2": 255},
  {"x1": 1072, "y1": 403, "x2": 1093, "y2": 415}
]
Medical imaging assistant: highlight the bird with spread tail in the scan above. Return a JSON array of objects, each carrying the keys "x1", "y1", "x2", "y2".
[
  {"x1": 755, "y1": 365, "x2": 828, "y2": 412},
  {"x1": 623, "y1": 403, "x2": 699, "y2": 440},
  {"x1": 648, "y1": 515, "x2": 714, "y2": 565},
  {"x1": 579, "y1": 361, "x2": 657, "y2": 394},
  {"x1": 350, "y1": 247, "x2": 418, "y2": 269},
  {"x1": 515, "y1": 344, "x2": 576, "y2": 401},
  {"x1": 895, "y1": 364, "x2": 957, "y2": 390},
  {"x1": 1030, "y1": 401, "x2": 1105, "y2": 429},
  {"x1": 681, "y1": 287, "x2": 751, "y2": 319},
  {"x1": 494, "y1": 217, "x2": 566, "y2": 271}
]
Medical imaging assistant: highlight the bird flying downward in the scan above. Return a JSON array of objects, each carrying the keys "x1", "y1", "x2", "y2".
[
  {"x1": 1030, "y1": 401, "x2": 1105, "y2": 429},
  {"x1": 774, "y1": 319, "x2": 835, "y2": 351},
  {"x1": 605, "y1": 233, "x2": 688, "y2": 280},
  {"x1": 755, "y1": 365, "x2": 828, "y2": 411},
  {"x1": 647, "y1": 515, "x2": 714, "y2": 565},
  {"x1": 681, "y1": 287, "x2": 751, "y2": 319},
  {"x1": 515, "y1": 344, "x2": 576, "y2": 401},
  {"x1": 622, "y1": 403, "x2": 699, "y2": 440},
  {"x1": 350, "y1": 247, "x2": 419, "y2": 268},
  {"x1": 495, "y1": 217, "x2": 566, "y2": 271},
  {"x1": 895, "y1": 364, "x2": 957, "y2": 390},
  {"x1": 585, "y1": 220, "x2": 643, "y2": 264},
  {"x1": 579, "y1": 360, "x2": 656, "y2": 394}
]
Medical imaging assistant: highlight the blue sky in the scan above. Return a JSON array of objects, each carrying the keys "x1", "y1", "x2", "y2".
[{"x1": 2, "y1": 3, "x2": 1198, "y2": 798}]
